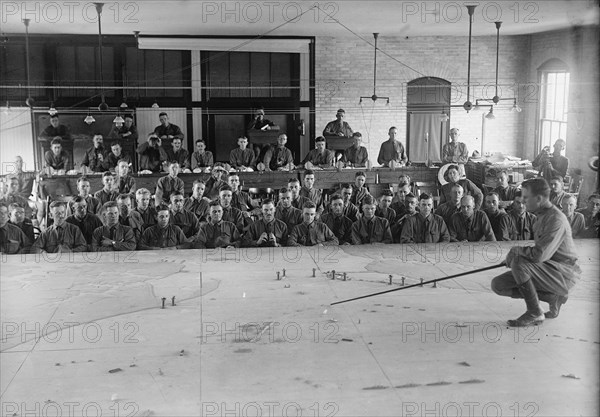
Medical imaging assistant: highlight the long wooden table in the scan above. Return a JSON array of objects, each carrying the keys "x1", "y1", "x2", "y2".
[{"x1": 35, "y1": 167, "x2": 440, "y2": 199}]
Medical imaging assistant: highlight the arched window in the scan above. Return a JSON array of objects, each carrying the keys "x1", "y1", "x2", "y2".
[{"x1": 537, "y1": 58, "x2": 570, "y2": 151}]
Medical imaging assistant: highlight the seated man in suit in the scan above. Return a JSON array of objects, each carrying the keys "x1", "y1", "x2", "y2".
[
  {"x1": 263, "y1": 134, "x2": 294, "y2": 171},
  {"x1": 155, "y1": 161, "x2": 185, "y2": 206},
  {"x1": 134, "y1": 188, "x2": 157, "y2": 230},
  {"x1": 184, "y1": 180, "x2": 211, "y2": 223},
  {"x1": 343, "y1": 132, "x2": 369, "y2": 168},
  {"x1": 449, "y1": 196, "x2": 496, "y2": 242},
  {"x1": 288, "y1": 202, "x2": 338, "y2": 246},
  {"x1": 375, "y1": 189, "x2": 397, "y2": 223},
  {"x1": 194, "y1": 201, "x2": 241, "y2": 249},
  {"x1": 116, "y1": 194, "x2": 144, "y2": 244},
  {"x1": 401, "y1": 193, "x2": 450, "y2": 243},
  {"x1": 31, "y1": 201, "x2": 87, "y2": 253},
  {"x1": 483, "y1": 192, "x2": 514, "y2": 241},
  {"x1": 243, "y1": 199, "x2": 288, "y2": 247},
  {"x1": 275, "y1": 188, "x2": 303, "y2": 233},
  {"x1": 351, "y1": 195, "x2": 393, "y2": 245},
  {"x1": 65, "y1": 196, "x2": 103, "y2": 247},
  {"x1": 302, "y1": 136, "x2": 335, "y2": 169},
  {"x1": 0, "y1": 203, "x2": 30, "y2": 254},
  {"x1": 508, "y1": 191, "x2": 537, "y2": 240},
  {"x1": 319, "y1": 193, "x2": 353, "y2": 245},
  {"x1": 169, "y1": 192, "x2": 200, "y2": 240},
  {"x1": 440, "y1": 164, "x2": 484, "y2": 210},
  {"x1": 94, "y1": 171, "x2": 119, "y2": 206},
  {"x1": 138, "y1": 204, "x2": 188, "y2": 250},
  {"x1": 91, "y1": 201, "x2": 137, "y2": 252},
  {"x1": 229, "y1": 136, "x2": 256, "y2": 170},
  {"x1": 8, "y1": 203, "x2": 35, "y2": 243}
]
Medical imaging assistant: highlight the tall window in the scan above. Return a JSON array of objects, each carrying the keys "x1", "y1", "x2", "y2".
[{"x1": 538, "y1": 59, "x2": 570, "y2": 150}]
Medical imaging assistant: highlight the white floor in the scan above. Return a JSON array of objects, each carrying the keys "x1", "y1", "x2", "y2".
[{"x1": 1, "y1": 241, "x2": 598, "y2": 416}]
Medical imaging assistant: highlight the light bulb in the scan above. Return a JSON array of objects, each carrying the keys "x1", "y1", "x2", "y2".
[
  {"x1": 84, "y1": 115, "x2": 96, "y2": 125},
  {"x1": 113, "y1": 115, "x2": 125, "y2": 123}
]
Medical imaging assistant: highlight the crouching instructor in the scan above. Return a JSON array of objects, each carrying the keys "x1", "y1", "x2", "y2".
[{"x1": 491, "y1": 178, "x2": 580, "y2": 327}]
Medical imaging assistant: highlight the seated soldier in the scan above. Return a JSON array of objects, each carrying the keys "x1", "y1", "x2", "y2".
[
  {"x1": 440, "y1": 164, "x2": 484, "y2": 210},
  {"x1": 229, "y1": 136, "x2": 256, "y2": 170},
  {"x1": 105, "y1": 142, "x2": 132, "y2": 171},
  {"x1": 449, "y1": 196, "x2": 496, "y2": 242},
  {"x1": 302, "y1": 136, "x2": 334, "y2": 169},
  {"x1": 72, "y1": 176, "x2": 101, "y2": 215},
  {"x1": 275, "y1": 188, "x2": 303, "y2": 233},
  {"x1": 377, "y1": 127, "x2": 408, "y2": 167},
  {"x1": 390, "y1": 182, "x2": 412, "y2": 220},
  {"x1": 94, "y1": 172, "x2": 119, "y2": 206},
  {"x1": 323, "y1": 109, "x2": 353, "y2": 137},
  {"x1": 10, "y1": 155, "x2": 35, "y2": 199},
  {"x1": 31, "y1": 201, "x2": 87, "y2": 253},
  {"x1": 288, "y1": 178, "x2": 311, "y2": 210},
  {"x1": 134, "y1": 188, "x2": 157, "y2": 230},
  {"x1": 91, "y1": 201, "x2": 137, "y2": 251},
  {"x1": 167, "y1": 137, "x2": 191, "y2": 172},
  {"x1": 300, "y1": 170, "x2": 323, "y2": 213},
  {"x1": 204, "y1": 163, "x2": 228, "y2": 200},
  {"x1": 343, "y1": 132, "x2": 369, "y2": 168},
  {"x1": 435, "y1": 183, "x2": 463, "y2": 226},
  {"x1": 169, "y1": 192, "x2": 200, "y2": 240},
  {"x1": 0, "y1": 203, "x2": 30, "y2": 254},
  {"x1": 337, "y1": 183, "x2": 359, "y2": 222},
  {"x1": 184, "y1": 180, "x2": 211, "y2": 223},
  {"x1": 8, "y1": 203, "x2": 35, "y2": 242},
  {"x1": 483, "y1": 192, "x2": 514, "y2": 241},
  {"x1": 248, "y1": 107, "x2": 275, "y2": 131},
  {"x1": 116, "y1": 194, "x2": 144, "y2": 244},
  {"x1": 288, "y1": 201, "x2": 338, "y2": 246},
  {"x1": 263, "y1": 134, "x2": 294, "y2": 171},
  {"x1": 218, "y1": 185, "x2": 245, "y2": 233},
  {"x1": 350, "y1": 171, "x2": 371, "y2": 211},
  {"x1": 194, "y1": 201, "x2": 241, "y2": 249},
  {"x1": 576, "y1": 193, "x2": 600, "y2": 228},
  {"x1": 400, "y1": 193, "x2": 450, "y2": 243},
  {"x1": 494, "y1": 170, "x2": 518, "y2": 208},
  {"x1": 508, "y1": 191, "x2": 537, "y2": 240},
  {"x1": 155, "y1": 161, "x2": 185, "y2": 206},
  {"x1": 137, "y1": 135, "x2": 168, "y2": 173},
  {"x1": 190, "y1": 139, "x2": 214, "y2": 171},
  {"x1": 1, "y1": 176, "x2": 33, "y2": 219},
  {"x1": 391, "y1": 192, "x2": 419, "y2": 242},
  {"x1": 243, "y1": 199, "x2": 288, "y2": 247},
  {"x1": 138, "y1": 204, "x2": 188, "y2": 250},
  {"x1": 81, "y1": 134, "x2": 108, "y2": 173},
  {"x1": 375, "y1": 189, "x2": 396, "y2": 223},
  {"x1": 114, "y1": 159, "x2": 136, "y2": 196},
  {"x1": 44, "y1": 137, "x2": 71, "y2": 173},
  {"x1": 351, "y1": 195, "x2": 393, "y2": 244},
  {"x1": 319, "y1": 194, "x2": 353, "y2": 245},
  {"x1": 562, "y1": 194, "x2": 586, "y2": 238},
  {"x1": 65, "y1": 196, "x2": 103, "y2": 247},
  {"x1": 532, "y1": 139, "x2": 569, "y2": 180},
  {"x1": 549, "y1": 175, "x2": 568, "y2": 209},
  {"x1": 228, "y1": 173, "x2": 259, "y2": 216}
]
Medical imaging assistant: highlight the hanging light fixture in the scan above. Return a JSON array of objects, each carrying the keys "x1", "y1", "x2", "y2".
[
  {"x1": 3, "y1": 101, "x2": 10, "y2": 115},
  {"x1": 151, "y1": 100, "x2": 159, "y2": 109},
  {"x1": 113, "y1": 114, "x2": 125, "y2": 124},
  {"x1": 440, "y1": 112, "x2": 449, "y2": 122},
  {"x1": 120, "y1": 100, "x2": 128, "y2": 109},
  {"x1": 359, "y1": 33, "x2": 390, "y2": 104},
  {"x1": 23, "y1": 18, "x2": 34, "y2": 107},
  {"x1": 84, "y1": 112, "x2": 96, "y2": 125},
  {"x1": 95, "y1": 3, "x2": 109, "y2": 111},
  {"x1": 462, "y1": 5, "x2": 476, "y2": 112},
  {"x1": 492, "y1": 21, "x2": 502, "y2": 104},
  {"x1": 48, "y1": 103, "x2": 58, "y2": 116},
  {"x1": 485, "y1": 105, "x2": 495, "y2": 120},
  {"x1": 511, "y1": 99, "x2": 522, "y2": 112}
]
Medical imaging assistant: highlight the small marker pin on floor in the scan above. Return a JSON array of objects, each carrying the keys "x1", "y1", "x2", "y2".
[
  {"x1": 161, "y1": 297, "x2": 166, "y2": 309},
  {"x1": 282, "y1": 268, "x2": 286, "y2": 277},
  {"x1": 389, "y1": 275, "x2": 393, "y2": 285},
  {"x1": 277, "y1": 271, "x2": 281, "y2": 280},
  {"x1": 312, "y1": 268, "x2": 316, "y2": 277},
  {"x1": 420, "y1": 278, "x2": 424, "y2": 287},
  {"x1": 343, "y1": 273, "x2": 347, "y2": 281},
  {"x1": 401, "y1": 277, "x2": 405, "y2": 286},
  {"x1": 171, "y1": 296, "x2": 176, "y2": 306},
  {"x1": 331, "y1": 270, "x2": 336, "y2": 280},
  {"x1": 432, "y1": 281, "x2": 437, "y2": 288}
]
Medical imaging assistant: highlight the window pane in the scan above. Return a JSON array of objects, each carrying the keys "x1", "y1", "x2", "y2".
[
  {"x1": 230, "y1": 52, "x2": 250, "y2": 98},
  {"x1": 208, "y1": 52, "x2": 230, "y2": 98},
  {"x1": 251, "y1": 53, "x2": 270, "y2": 98},
  {"x1": 271, "y1": 54, "x2": 291, "y2": 97},
  {"x1": 163, "y1": 51, "x2": 183, "y2": 97}
]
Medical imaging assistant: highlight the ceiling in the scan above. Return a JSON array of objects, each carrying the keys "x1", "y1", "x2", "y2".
[{"x1": 2, "y1": 0, "x2": 598, "y2": 38}]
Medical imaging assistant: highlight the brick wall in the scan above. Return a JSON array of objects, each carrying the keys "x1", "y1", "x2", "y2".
[{"x1": 315, "y1": 34, "x2": 530, "y2": 163}]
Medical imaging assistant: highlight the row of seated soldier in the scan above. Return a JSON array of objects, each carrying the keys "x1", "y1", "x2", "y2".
[{"x1": 2, "y1": 162, "x2": 599, "y2": 253}]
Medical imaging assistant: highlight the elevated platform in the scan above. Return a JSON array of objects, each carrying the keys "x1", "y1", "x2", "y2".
[{"x1": 1, "y1": 241, "x2": 598, "y2": 416}]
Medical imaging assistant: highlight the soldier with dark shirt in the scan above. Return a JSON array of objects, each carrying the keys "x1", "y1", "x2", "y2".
[
  {"x1": 153, "y1": 112, "x2": 184, "y2": 152},
  {"x1": 44, "y1": 138, "x2": 71, "y2": 172},
  {"x1": 94, "y1": 172, "x2": 119, "y2": 206},
  {"x1": 32, "y1": 201, "x2": 87, "y2": 253},
  {"x1": 440, "y1": 164, "x2": 484, "y2": 210},
  {"x1": 275, "y1": 188, "x2": 303, "y2": 233},
  {"x1": 71, "y1": 177, "x2": 101, "y2": 215},
  {"x1": 0, "y1": 203, "x2": 30, "y2": 254},
  {"x1": 343, "y1": 132, "x2": 369, "y2": 168},
  {"x1": 319, "y1": 194, "x2": 353, "y2": 245},
  {"x1": 549, "y1": 175, "x2": 568, "y2": 209},
  {"x1": 169, "y1": 192, "x2": 200, "y2": 240},
  {"x1": 194, "y1": 201, "x2": 241, "y2": 249},
  {"x1": 65, "y1": 196, "x2": 104, "y2": 247},
  {"x1": 288, "y1": 178, "x2": 311, "y2": 210},
  {"x1": 483, "y1": 192, "x2": 514, "y2": 241},
  {"x1": 116, "y1": 194, "x2": 144, "y2": 244},
  {"x1": 302, "y1": 136, "x2": 335, "y2": 169},
  {"x1": 401, "y1": 193, "x2": 450, "y2": 243},
  {"x1": 1, "y1": 177, "x2": 32, "y2": 218},
  {"x1": 114, "y1": 160, "x2": 136, "y2": 196},
  {"x1": 137, "y1": 135, "x2": 168, "y2": 173},
  {"x1": 134, "y1": 188, "x2": 157, "y2": 230},
  {"x1": 435, "y1": 183, "x2": 463, "y2": 226},
  {"x1": 391, "y1": 182, "x2": 412, "y2": 222},
  {"x1": 377, "y1": 127, "x2": 408, "y2": 167},
  {"x1": 375, "y1": 190, "x2": 397, "y2": 223},
  {"x1": 39, "y1": 114, "x2": 72, "y2": 159},
  {"x1": 91, "y1": 201, "x2": 137, "y2": 252},
  {"x1": 108, "y1": 114, "x2": 138, "y2": 143},
  {"x1": 106, "y1": 143, "x2": 132, "y2": 172},
  {"x1": 338, "y1": 183, "x2": 360, "y2": 222},
  {"x1": 8, "y1": 203, "x2": 35, "y2": 243},
  {"x1": 494, "y1": 170, "x2": 519, "y2": 208},
  {"x1": 449, "y1": 196, "x2": 495, "y2": 242},
  {"x1": 532, "y1": 139, "x2": 569, "y2": 180},
  {"x1": 247, "y1": 107, "x2": 275, "y2": 131},
  {"x1": 167, "y1": 137, "x2": 191, "y2": 171},
  {"x1": 288, "y1": 202, "x2": 338, "y2": 246},
  {"x1": 351, "y1": 196, "x2": 393, "y2": 245},
  {"x1": 323, "y1": 109, "x2": 353, "y2": 137},
  {"x1": 138, "y1": 204, "x2": 188, "y2": 250},
  {"x1": 263, "y1": 134, "x2": 294, "y2": 171},
  {"x1": 300, "y1": 170, "x2": 324, "y2": 213},
  {"x1": 391, "y1": 193, "x2": 418, "y2": 242},
  {"x1": 191, "y1": 140, "x2": 214, "y2": 171},
  {"x1": 230, "y1": 136, "x2": 256, "y2": 170},
  {"x1": 81, "y1": 134, "x2": 108, "y2": 173},
  {"x1": 508, "y1": 192, "x2": 537, "y2": 240},
  {"x1": 350, "y1": 171, "x2": 371, "y2": 211},
  {"x1": 204, "y1": 163, "x2": 228, "y2": 200},
  {"x1": 243, "y1": 199, "x2": 288, "y2": 247},
  {"x1": 155, "y1": 161, "x2": 185, "y2": 205},
  {"x1": 562, "y1": 194, "x2": 586, "y2": 238},
  {"x1": 218, "y1": 185, "x2": 245, "y2": 233},
  {"x1": 184, "y1": 181, "x2": 211, "y2": 223}
]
